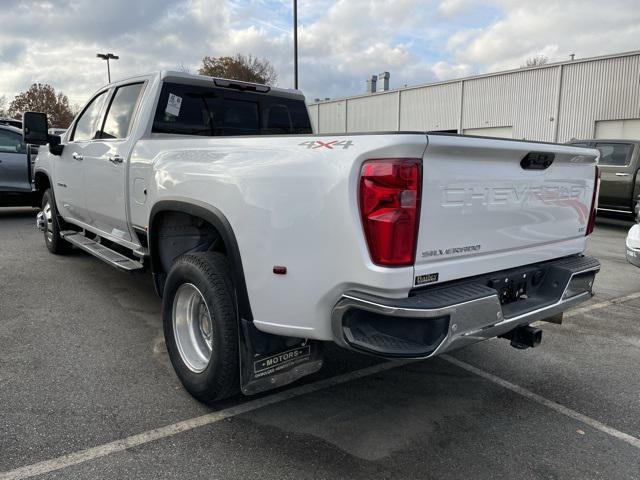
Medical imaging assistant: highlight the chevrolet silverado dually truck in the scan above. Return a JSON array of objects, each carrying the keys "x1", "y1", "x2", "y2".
[{"x1": 23, "y1": 71, "x2": 601, "y2": 404}]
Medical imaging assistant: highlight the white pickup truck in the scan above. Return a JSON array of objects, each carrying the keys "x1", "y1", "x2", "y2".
[{"x1": 24, "y1": 71, "x2": 601, "y2": 404}]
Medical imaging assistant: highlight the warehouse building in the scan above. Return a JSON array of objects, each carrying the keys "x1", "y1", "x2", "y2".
[{"x1": 308, "y1": 50, "x2": 640, "y2": 143}]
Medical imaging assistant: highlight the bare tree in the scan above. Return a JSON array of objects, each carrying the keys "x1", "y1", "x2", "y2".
[
  {"x1": 0, "y1": 95, "x2": 9, "y2": 117},
  {"x1": 198, "y1": 54, "x2": 278, "y2": 85},
  {"x1": 521, "y1": 55, "x2": 549, "y2": 68},
  {"x1": 9, "y1": 83, "x2": 75, "y2": 128}
]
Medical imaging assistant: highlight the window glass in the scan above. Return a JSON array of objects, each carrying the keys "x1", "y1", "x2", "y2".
[
  {"x1": 0, "y1": 129, "x2": 24, "y2": 153},
  {"x1": 595, "y1": 143, "x2": 632, "y2": 166},
  {"x1": 72, "y1": 91, "x2": 107, "y2": 141},
  {"x1": 100, "y1": 83, "x2": 144, "y2": 139},
  {"x1": 152, "y1": 82, "x2": 312, "y2": 136},
  {"x1": 220, "y1": 99, "x2": 259, "y2": 135}
]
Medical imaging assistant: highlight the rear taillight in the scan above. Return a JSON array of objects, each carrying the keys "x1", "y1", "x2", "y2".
[
  {"x1": 359, "y1": 158, "x2": 422, "y2": 266},
  {"x1": 586, "y1": 166, "x2": 600, "y2": 236}
]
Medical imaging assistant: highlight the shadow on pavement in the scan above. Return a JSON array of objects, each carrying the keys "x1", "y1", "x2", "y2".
[{"x1": 0, "y1": 207, "x2": 38, "y2": 219}]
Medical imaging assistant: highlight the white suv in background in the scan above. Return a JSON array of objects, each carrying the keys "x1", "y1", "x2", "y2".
[{"x1": 626, "y1": 198, "x2": 640, "y2": 267}]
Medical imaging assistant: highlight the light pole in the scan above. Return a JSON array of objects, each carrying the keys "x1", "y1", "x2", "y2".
[
  {"x1": 293, "y1": 0, "x2": 298, "y2": 89},
  {"x1": 96, "y1": 53, "x2": 119, "y2": 83}
]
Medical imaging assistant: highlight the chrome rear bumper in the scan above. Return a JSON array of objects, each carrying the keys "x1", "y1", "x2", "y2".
[{"x1": 331, "y1": 255, "x2": 600, "y2": 358}]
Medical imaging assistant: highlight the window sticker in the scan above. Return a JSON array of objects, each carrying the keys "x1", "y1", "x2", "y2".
[{"x1": 165, "y1": 93, "x2": 182, "y2": 117}]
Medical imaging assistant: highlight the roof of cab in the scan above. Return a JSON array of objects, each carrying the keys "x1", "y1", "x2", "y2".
[
  {"x1": 98, "y1": 70, "x2": 304, "y2": 101},
  {"x1": 158, "y1": 70, "x2": 305, "y2": 100}
]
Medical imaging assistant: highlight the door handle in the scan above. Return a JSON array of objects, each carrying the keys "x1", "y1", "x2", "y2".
[
  {"x1": 109, "y1": 155, "x2": 124, "y2": 164},
  {"x1": 72, "y1": 153, "x2": 83, "y2": 161},
  {"x1": 615, "y1": 173, "x2": 630, "y2": 177}
]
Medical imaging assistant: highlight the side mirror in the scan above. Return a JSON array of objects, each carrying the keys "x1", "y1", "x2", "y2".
[
  {"x1": 22, "y1": 112, "x2": 49, "y2": 145},
  {"x1": 22, "y1": 112, "x2": 64, "y2": 155}
]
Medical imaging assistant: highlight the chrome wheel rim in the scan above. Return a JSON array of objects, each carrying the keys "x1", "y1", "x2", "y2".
[
  {"x1": 172, "y1": 283, "x2": 213, "y2": 373},
  {"x1": 43, "y1": 201, "x2": 54, "y2": 242}
]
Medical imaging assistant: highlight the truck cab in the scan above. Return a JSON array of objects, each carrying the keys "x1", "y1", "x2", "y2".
[{"x1": 568, "y1": 139, "x2": 640, "y2": 215}]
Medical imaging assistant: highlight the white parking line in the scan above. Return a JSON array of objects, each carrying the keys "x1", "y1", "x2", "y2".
[
  {"x1": 442, "y1": 355, "x2": 640, "y2": 450},
  {"x1": 0, "y1": 360, "x2": 412, "y2": 480},
  {"x1": 564, "y1": 291, "x2": 640, "y2": 318}
]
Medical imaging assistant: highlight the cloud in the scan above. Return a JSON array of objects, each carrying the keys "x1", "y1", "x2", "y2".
[
  {"x1": 0, "y1": 0, "x2": 638, "y2": 111},
  {"x1": 448, "y1": 0, "x2": 640, "y2": 71}
]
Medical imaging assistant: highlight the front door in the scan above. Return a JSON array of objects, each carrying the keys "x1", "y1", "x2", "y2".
[
  {"x1": 83, "y1": 82, "x2": 145, "y2": 243},
  {"x1": 55, "y1": 90, "x2": 109, "y2": 223},
  {"x1": 595, "y1": 142, "x2": 635, "y2": 211}
]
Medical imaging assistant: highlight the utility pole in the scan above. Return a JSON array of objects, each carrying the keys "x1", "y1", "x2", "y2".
[
  {"x1": 96, "y1": 53, "x2": 119, "y2": 83},
  {"x1": 293, "y1": 0, "x2": 298, "y2": 89}
]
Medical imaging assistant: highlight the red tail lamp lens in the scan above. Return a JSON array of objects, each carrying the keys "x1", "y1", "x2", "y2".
[{"x1": 359, "y1": 158, "x2": 422, "y2": 266}]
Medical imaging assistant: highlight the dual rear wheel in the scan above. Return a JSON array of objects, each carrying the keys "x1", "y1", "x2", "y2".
[{"x1": 162, "y1": 252, "x2": 240, "y2": 403}]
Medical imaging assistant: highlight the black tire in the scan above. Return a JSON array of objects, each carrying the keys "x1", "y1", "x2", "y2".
[
  {"x1": 162, "y1": 252, "x2": 240, "y2": 403},
  {"x1": 41, "y1": 188, "x2": 72, "y2": 254}
]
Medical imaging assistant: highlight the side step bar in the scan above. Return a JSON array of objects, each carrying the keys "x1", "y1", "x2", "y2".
[{"x1": 61, "y1": 231, "x2": 144, "y2": 271}]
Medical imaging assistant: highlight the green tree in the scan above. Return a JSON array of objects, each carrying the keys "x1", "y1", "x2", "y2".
[
  {"x1": 9, "y1": 83, "x2": 75, "y2": 128},
  {"x1": 198, "y1": 54, "x2": 278, "y2": 85}
]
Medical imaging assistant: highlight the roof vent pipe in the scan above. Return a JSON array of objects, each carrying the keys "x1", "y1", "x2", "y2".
[
  {"x1": 378, "y1": 71, "x2": 390, "y2": 91},
  {"x1": 366, "y1": 75, "x2": 377, "y2": 93}
]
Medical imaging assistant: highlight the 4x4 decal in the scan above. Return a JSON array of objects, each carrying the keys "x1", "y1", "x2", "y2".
[{"x1": 299, "y1": 140, "x2": 354, "y2": 150}]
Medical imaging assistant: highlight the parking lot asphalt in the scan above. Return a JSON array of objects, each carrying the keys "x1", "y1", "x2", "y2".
[{"x1": 1, "y1": 208, "x2": 640, "y2": 480}]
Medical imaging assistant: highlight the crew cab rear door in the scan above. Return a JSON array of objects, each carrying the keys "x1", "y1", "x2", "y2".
[{"x1": 83, "y1": 82, "x2": 145, "y2": 243}]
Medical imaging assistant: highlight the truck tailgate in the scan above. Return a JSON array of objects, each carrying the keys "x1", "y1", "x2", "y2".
[{"x1": 413, "y1": 134, "x2": 599, "y2": 286}]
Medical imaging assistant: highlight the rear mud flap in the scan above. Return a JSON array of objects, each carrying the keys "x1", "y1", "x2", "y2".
[{"x1": 239, "y1": 319, "x2": 324, "y2": 395}]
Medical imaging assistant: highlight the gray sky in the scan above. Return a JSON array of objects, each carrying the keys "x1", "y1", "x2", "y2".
[{"x1": 0, "y1": 0, "x2": 639, "y2": 108}]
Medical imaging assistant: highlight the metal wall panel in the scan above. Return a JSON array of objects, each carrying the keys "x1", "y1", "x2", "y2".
[
  {"x1": 462, "y1": 67, "x2": 558, "y2": 141},
  {"x1": 307, "y1": 104, "x2": 319, "y2": 133},
  {"x1": 557, "y1": 55, "x2": 640, "y2": 142},
  {"x1": 594, "y1": 119, "x2": 640, "y2": 139},
  {"x1": 307, "y1": 52, "x2": 640, "y2": 141},
  {"x1": 399, "y1": 82, "x2": 461, "y2": 131},
  {"x1": 464, "y1": 126, "x2": 514, "y2": 138},
  {"x1": 318, "y1": 101, "x2": 347, "y2": 133},
  {"x1": 346, "y1": 93, "x2": 399, "y2": 132}
]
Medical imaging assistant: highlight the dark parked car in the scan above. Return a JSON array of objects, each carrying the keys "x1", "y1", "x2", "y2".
[
  {"x1": 0, "y1": 117, "x2": 22, "y2": 129},
  {"x1": 0, "y1": 124, "x2": 37, "y2": 206},
  {"x1": 568, "y1": 139, "x2": 640, "y2": 215}
]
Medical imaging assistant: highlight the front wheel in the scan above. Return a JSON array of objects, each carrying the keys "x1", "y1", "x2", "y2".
[
  {"x1": 162, "y1": 252, "x2": 240, "y2": 403},
  {"x1": 41, "y1": 189, "x2": 72, "y2": 254}
]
